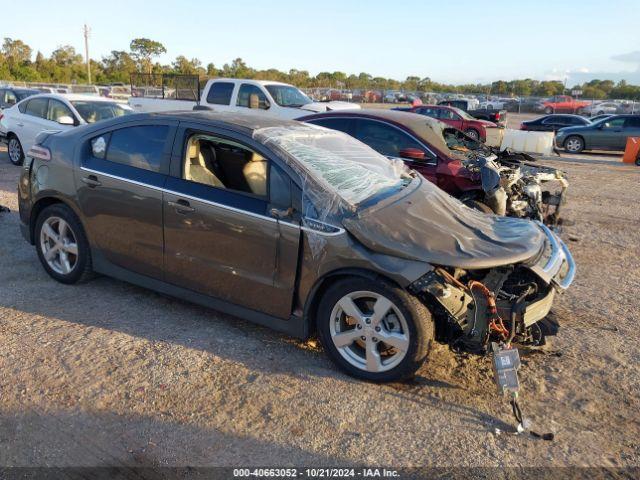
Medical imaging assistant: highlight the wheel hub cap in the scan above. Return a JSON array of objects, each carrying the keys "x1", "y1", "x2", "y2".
[
  {"x1": 40, "y1": 217, "x2": 79, "y2": 275},
  {"x1": 329, "y1": 291, "x2": 410, "y2": 373}
]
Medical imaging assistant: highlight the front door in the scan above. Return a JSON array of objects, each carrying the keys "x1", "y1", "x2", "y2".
[
  {"x1": 591, "y1": 117, "x2": 626, "y2": 149},
  {"x1": 163, "y1": 126, "x2": 301, "y2": 319},
  {"x1": 75, "y1": 121, "x2": 176, "y2": 278}
]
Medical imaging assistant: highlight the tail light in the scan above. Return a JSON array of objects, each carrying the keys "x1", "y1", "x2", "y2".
[
  {"x1": 495, "y1": 112, "x2": 501, "y2": 121},
  {"x1": 520, "y1": 123, "x2": 527, "y2": 130},
  {"x1": 27, "y1": 145, "x2": 51, "y2": 161}
]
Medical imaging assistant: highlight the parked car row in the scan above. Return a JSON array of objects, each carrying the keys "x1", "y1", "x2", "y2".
[
  {"x1": 0, "y1": 72, "x2": 579, "y2": 383},
  {"x1": 520, "y1": 113, "x2": 640, "y2": 153}
]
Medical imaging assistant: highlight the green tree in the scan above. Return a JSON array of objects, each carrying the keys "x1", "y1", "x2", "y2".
[
  {"x1": 2, "y1": 38, "x2": 32, "y2": 67},
  {"x1": 129, "y1": 38, "x2": 166, "y2": 74}
]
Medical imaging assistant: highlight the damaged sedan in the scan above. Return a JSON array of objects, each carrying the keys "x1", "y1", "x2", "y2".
[
  {"x1": 301, "y1": 109, "x2": 568, "y2": 226},
  {"x1": 18, "y1": 112, "x2": 574, "y2": 382}
]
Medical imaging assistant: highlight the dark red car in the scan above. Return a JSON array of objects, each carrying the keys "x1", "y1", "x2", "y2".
[
  {"x1": 400, "y1": 104, "x2": 496, "y2": 141},
  {"x1": 300, "y1": 109, "x2": 567, "y2": 225}
]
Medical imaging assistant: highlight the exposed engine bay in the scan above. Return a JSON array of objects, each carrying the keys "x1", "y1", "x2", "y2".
[
  {"x1": 444, "y1": 128, "x2": 568, "y2": 227},
  {"x1": 410, "y1": 265, "x2": 561, "y2": 354}
]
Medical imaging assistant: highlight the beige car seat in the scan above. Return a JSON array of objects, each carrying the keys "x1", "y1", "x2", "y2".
[
  {"x1": 242, "y1": 153, "x2": 268, "y2": 196},
  {"x1": 184, "y1": 139, "x2": 224, "y2": 188}
]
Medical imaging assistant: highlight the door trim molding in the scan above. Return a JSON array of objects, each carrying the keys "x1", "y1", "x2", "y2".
[{"x1": 80, "y1": 166, "x2": 343, "y2": 234}]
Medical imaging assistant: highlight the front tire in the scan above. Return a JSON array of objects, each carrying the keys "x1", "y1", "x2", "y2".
[
  {"x1": 8, "y1": 135, "x2": 24, "y2": 166},
  {"x1": 35, "y1": 204, "x2": 93, "y2": 284},
  {"x1": 564, "y1": 135, "x2": 584, "y2": 153},
  {"x1": 317, "y1": 277, "x2": 434, "y2": 382}
]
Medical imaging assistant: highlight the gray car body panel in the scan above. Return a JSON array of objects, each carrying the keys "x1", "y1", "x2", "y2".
[{"x1": 18, "y1": 111, "x2": 552, "y2": 340}]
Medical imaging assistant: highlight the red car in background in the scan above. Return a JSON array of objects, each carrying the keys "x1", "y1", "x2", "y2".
[
  {"x1": 401, "y1": 105, "x2": 496, "y2": 141},
  {"x1": 537, "y1": 95, "x2": 590, "y2": 114},
  {"x1": 300, "y1": 109, "x2": 567, "y2": 226}
]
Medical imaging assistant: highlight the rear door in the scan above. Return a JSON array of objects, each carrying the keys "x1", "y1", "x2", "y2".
[
  {"x1": 203, "y1": 81, "x2": 236, "y2": 112},
  {"x1": 75, "y1": 121, "x2": 177, "y2": 278},
  {"x1": 622, "y1": 117, "x2": 640, "y2": 149},
  {"x1": 163, "y1": 123, "x2": 301, "y2": 319},
  {"x1": 18, "y1": 97, "x2": 52, "y2": 151}
]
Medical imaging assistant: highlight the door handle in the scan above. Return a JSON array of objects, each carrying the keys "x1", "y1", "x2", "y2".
[
  {"x1": 16, "y1": 123, "x2": 24, "y2": 127},
  {"x1": 270, "y1": 207, "x2": 294, "y2": 219},
  {"x1": 168, "y1": 199, "x2": 195, "y2": 213},
  {"x1": 81, "y1": 175, "x2": 101, "y2": 187}
]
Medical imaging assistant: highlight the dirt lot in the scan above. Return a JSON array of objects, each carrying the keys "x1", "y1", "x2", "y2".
[{"x1": 0, "y1": 144, "x2": 639, "y2": 470}]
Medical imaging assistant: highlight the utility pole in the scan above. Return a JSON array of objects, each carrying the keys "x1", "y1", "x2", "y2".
[{"x1": 83, "y1": 24, "x2": 91, "y2": 84}]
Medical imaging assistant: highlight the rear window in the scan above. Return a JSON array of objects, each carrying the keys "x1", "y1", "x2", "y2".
[
  {"x1": 25, "y1": 98, "x2": 49, "y2": 118},
  {"x1": 206, "y1": 82, "x2": 234, "y2": 105},
  {"x1": 104, "y1": 125, "x2": 169, "y2": 172},
  {"x1": 625, "y1": 117, "x2": 640, "y2": 128}
]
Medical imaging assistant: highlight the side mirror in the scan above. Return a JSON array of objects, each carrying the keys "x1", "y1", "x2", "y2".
[
  {"x1": 599, "y1": 122, "x2": 609, "y2": 129},
  {"x1": 7, "y1": 98, "x2": 16, "y2": 106},
  {"x1": 399, "y1": 148, "x2": 427, "y2": 161},
  {"x1": 57, "y1": 115, "x2": 75, "y2": 126},
  {"x1": 249, "y1": 94, "x2": 260, "y2": 109}
]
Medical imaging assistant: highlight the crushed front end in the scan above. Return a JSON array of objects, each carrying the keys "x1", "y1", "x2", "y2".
[
  {"x1": 409, "y1": 222, "x2": 575, "y2": 354},
  {"x1": 444, "y1": 128, "x2": 569, "y2": 227}
]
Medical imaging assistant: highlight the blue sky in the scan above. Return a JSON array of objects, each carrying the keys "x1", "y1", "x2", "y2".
[{"x1": 7, "y1": 0, "x2": 640, "y2": 84}]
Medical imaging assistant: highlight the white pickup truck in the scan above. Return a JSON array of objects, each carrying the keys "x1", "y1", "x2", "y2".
[{"x1": 128, "y1": 78, "x2": 360, "y2": 119}]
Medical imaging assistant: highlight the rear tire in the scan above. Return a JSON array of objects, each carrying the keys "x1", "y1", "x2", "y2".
[
  {"x1": 317, "y1": 276, "x2": 434, "y2": 382},
  {"x1": 35, "y1": 204, "x2": 93, "y2": 284},
  {"x1": 8, "y1": 135, "x2": 24, "y2": 166},
  {"x1": 544, "y1": 107, "x2": 553, "y2": 114}
]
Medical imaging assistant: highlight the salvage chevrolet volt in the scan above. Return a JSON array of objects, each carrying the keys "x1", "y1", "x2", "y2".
[{"x1": 18, "y1": 111, "x2": 575, "y2": 382}]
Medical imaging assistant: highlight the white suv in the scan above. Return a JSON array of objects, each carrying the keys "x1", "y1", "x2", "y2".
[{"x1": 1, "y1": 93, "x2": 133, "y2": 165}]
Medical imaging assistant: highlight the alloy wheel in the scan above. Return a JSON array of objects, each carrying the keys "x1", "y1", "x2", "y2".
[
  {"x1": 8, "y1": 138, "x2": 22, "y2": 164},
  {"x1": 39, "y1": 216, "x2": 79, "y2": 275},
  {"x1": 565, "y1": 138, "x2": 583, "y2": 153},
  {"x1": 329, "y1": 291, "x2": 410, "y2": 373}
]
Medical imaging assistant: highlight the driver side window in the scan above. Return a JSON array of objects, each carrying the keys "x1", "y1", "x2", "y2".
[
  {"x1": 353, "y1": 119, "x2": 430, "y2": 160},
  {"x1": 47, "y1": 99, "x2": 74, "y2": 123},
  {"x1": 604, "y1": 118, "x2": 625, "y2": 128},
  {"x1": 183, "y1": 134, "x2": 268, "y2": 197},
  {"x1": 236, "y1": 84, "x2": 269, "y2": 110}
]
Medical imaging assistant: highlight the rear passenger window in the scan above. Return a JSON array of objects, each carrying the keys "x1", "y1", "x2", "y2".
[
  {"x1": 25, "y1": 98, "x2": 49, "y2": 118},
  {"x1": 105, "y1": 125, "x2": 169, "y2": 172},
  {"x1": 625, "y1": 117, "x2": 640, "y2": 128},
  {"x1": 206, "y1": 82, "x2": 235, "y2": 105}
]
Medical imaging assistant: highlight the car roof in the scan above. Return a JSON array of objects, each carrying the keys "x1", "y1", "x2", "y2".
[
  {"x1": 11, "y1": 88, "x2": 41, "y2": 93},
  {"x1": 138, "y1": 110, "x2": 304, "y2": 133},
  {"x1": 210, "y1": 78, "x2": 291, "y2": 87},
  {"x1": 300, "y1": 108, "x2": 451, "y2": 153}
]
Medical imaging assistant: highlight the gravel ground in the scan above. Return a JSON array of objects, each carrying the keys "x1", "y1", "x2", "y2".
[{"x1": 0, "y1": 145, "x2": 638, "y2": 470}]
